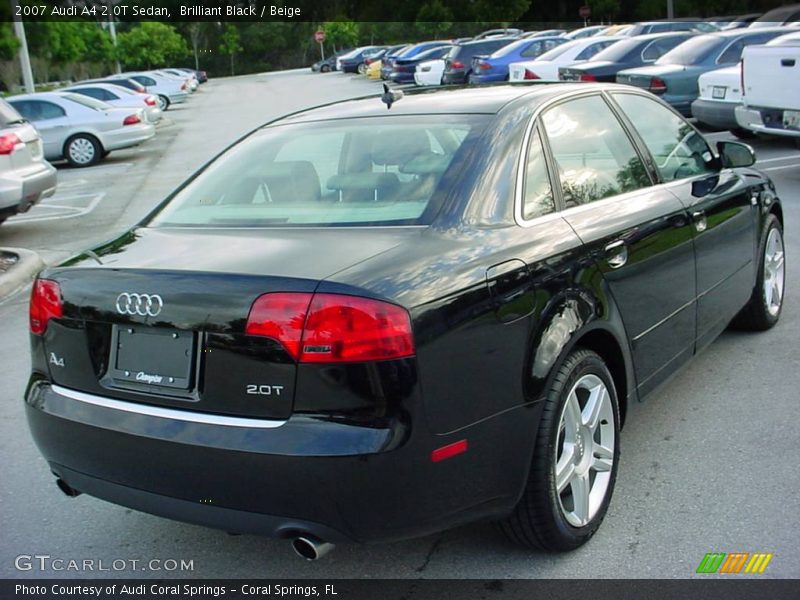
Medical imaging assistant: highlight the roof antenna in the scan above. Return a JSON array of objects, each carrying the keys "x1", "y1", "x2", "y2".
[{"x1": 381, "y1": 83, "x2": 403, "y2": 110}]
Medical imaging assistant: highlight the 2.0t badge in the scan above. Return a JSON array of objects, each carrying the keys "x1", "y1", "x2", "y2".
[{"x1": 115, "y1": 293, "x2": 163, "y2": 317}]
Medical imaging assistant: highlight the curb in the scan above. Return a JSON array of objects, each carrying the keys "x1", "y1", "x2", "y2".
[{"x1": 0, "y1": 247, "x2": 45, "y2": 301}]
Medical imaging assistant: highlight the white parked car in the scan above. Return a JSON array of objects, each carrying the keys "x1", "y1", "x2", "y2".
[
  {"x1": 8, "y1": 92, "x2": 155, "y2": 167},
  {"x1": 156, "y1": 69, "x2": 198, "y2": 92},
  {"x1": 509, "y1": 36, "x2": 624, "y2": 82},
  {"x1": 0, "y1": 98, "x2": 56, "y2": 225},
  {"x1": 63, "y1": 82, "x2": 162, "y2": 124},
  {"x1": 414, "y1": 58, "x2": 446, "y2": 86},
  {"x1": 735, "y1": 31, "x2": 800, "y2": 145},
  {"x1": 115, "y1": 72, "x2": 189, "y2": 111},
  {"x1": 690, "y1": 65, "x2": 744, "y2": 132}
]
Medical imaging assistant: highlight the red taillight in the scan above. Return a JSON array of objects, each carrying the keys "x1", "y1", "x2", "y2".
[
  {"x1": 649, "y1": 77, "x2": 667, "y2": 94},
  {"x1": 30, "y1": 279, "x2": 63, "y2": 335},
  {"x1": 0, "y1": 132, "x2": 21, "y2": 155},
  {"x1": 144, "y1": 95, "x2": 157, "y2": 106},
  {"x1": 364, "y1": 58, "x2": 373, "y2": 65},
  {"x1": 245, "y1": 292, "x2": 415, "y2": 363},
  {"x1": 451, "y1": 60, "x2": 465, "y2": 69},
  {"x1": 478, "y1": 61, "x2": 491, "y2": 70},
  {"x1": 579, "y1": 73, "x2": 597, "y2": 82},
  {"x1": 123, "y1": 114, "x2": 141, "y2": 126},
  {"x1": 524, "y1": 69, "x2": 540, "y2": 80}
]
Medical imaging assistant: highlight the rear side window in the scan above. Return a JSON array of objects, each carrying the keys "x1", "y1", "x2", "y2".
[
  {"x1": 575, "y1": 40, "x2": 613, "y2": 60},
  {"x1": 612, "y1": 93, "x2": 715, "y2": 182},
  {"x1": 10, "y1": 100, "x2": 65, "y2": 121},
  {"x1": 522, "y1": 128, "x2": 555, "y2": 220},
  {"x1": 541, "y1": 95, "x2": 650, "y2": 207},
  {"x1": 151, "y1": 115, "x2": 487, "y2": 227}
]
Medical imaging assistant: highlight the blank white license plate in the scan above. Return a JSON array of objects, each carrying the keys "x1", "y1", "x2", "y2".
[
  {"x1": 712, "y1": 86, "x2": 726, "y2": 99},
  {"x1": 783, "y1": 110, "x2": 800, "y2": 130}
]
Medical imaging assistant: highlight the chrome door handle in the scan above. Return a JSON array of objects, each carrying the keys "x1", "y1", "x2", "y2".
[
  {"x1": 692, "y1": 210, "x2": 707, "y2": 233},
  {"x1": 605, "y1": 240, "x2": 627, "y2": 269}
]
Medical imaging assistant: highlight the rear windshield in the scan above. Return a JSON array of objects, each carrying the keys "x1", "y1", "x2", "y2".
[
  {"x1": 149, "y1": 115, "x2": 487, "y2": 228},
  {"x1": 656, "y1": 35, "x2": 721, "y2": 65},
  {"x1": 60, "y1": 93, "x2": 110, "y2": 110}
]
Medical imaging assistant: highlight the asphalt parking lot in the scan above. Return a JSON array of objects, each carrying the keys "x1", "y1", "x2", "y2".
[{"x1": 0, "y1": 70, "x2": 799, "y2": 579}]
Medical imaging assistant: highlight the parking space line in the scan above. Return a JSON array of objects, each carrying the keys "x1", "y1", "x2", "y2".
[
  {"x1": 9, "y1": 192, "x2": 105, "y2": 223},
  {"x1": 756, "y1": 155, "x2": 800, "y2": 165},
  {"x1": 762, "y1": 164, "x2": 799, "y2": 172}
]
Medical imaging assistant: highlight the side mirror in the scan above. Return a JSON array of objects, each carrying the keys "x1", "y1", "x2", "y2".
[{"x1": 717, "y1": 140, "x2": 756, "y2": 168}]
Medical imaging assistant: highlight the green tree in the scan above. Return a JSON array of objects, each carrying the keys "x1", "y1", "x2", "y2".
[
  {"x1": 219, "y1": 25, "x2": 242, "y2": 76},
  {"x1": 416, "y1": 1, "x2": 454, "y2": 39},
  {"x1": 117, "y1": 22, "x2": 188, "y2": 70},
  {"x1": 321, "y1": 21, "x2": 359, "y2": 52},
  {"x1": 0, "y1": 23, "x2": 19, "y2": 61}
]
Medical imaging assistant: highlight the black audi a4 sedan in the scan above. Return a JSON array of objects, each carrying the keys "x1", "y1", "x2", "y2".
[{"x1": 25, "y1": 84, "x2": 785, "y2": 557}]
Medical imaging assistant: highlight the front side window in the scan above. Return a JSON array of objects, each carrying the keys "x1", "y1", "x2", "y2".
[
  {"x1": 150, "y1": 115, "x2": 486, "y2": 228},
  {"x1": 612, "y1": 93, "x2": 716, "y2": 182},
  {"x1": 541, "y1": 95, "x2": 651, "y2": 207}
]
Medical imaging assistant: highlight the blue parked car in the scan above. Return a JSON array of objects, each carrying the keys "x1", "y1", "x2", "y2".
[
  {"x1": 380, "y1": 41, "x2": 452, "y2": 80},
  {"x1": 389, "y1": 45, "x2": 454, "y2": 84},
  {"x1": 469, "y1": 37, "x2": 568, "y2": 83}
]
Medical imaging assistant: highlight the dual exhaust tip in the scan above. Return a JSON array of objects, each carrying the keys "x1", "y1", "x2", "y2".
[{"x1": 55, "y1": 478, "x2": 334, "y2": 560}]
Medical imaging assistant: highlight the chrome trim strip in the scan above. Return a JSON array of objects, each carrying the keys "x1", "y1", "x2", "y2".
[
  {"x1": 631, "y1": 297, "x2": 695, "y2": 343},
  {"x1": 50, "y1": 385, "x2": 287, "y2": 429}
]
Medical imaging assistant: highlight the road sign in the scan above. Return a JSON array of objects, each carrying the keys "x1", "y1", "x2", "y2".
[
  {"x1": 314, "y1": 30, "x2": 325, "y2": 43},
  {"x1": 579, "y1": 5, "x2": 591, "y2": 18}
]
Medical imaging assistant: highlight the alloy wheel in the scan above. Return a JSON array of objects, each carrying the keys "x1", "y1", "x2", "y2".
[
  {"x1": 763, "y1": 227, "x2": 785, "y2": 317},
  {"x1": 554, "y1": 373, "x2": 616, "y2": 528}
]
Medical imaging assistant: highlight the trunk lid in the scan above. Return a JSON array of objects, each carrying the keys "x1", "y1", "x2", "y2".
[{"x1": 41, "y1": 227, "x2": 419, "y2": 420}]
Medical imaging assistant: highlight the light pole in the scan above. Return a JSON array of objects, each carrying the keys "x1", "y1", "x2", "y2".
[
  {"x1": 10, "y1": 0, "x2": 35, "y2": 93},
  {"x1": 667, "y1": 0, "x2": 674, "y2": 19}
]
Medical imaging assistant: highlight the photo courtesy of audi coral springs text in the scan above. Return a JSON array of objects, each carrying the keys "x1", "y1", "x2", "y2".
[{"x1": 25, "y1": 83, "x2": 785, "y2": 558}]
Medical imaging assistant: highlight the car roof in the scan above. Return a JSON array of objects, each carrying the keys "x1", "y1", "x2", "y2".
[{"x1": 275, "y1": 83, "x2": 616, "y2": 124}]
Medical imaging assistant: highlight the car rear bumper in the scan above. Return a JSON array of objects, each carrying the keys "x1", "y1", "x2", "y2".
[
  {"x1": 25, "y1": 380, "x2": 538, "y2": 543},
  {"x1": 735, "y1": 105, "x2": 800, "y2": 138},
  {"x1": 388, "y1": 71, "x2": 415, "y2": 83},
  {"x1": 102, "y1": 123, "x2": 156, "y2": 151},
  {"x1": 691, "y1": 98, "x2": 738, "y2": 129},
  {"x1": 0, "y1": 160, "x2": 57, "y2": 214},
  {"x1": 468, "y1": 72, "x2": 506, "y2": 84},
  {"x1": 441, "y1": 71, "x2": 467, "y2": 85}
]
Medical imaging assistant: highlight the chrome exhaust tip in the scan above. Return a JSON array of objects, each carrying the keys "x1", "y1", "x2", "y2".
[
  {"x1": 56, "y1": 478, "x2": 81, "y2": 498},
  {"x1": 291, "y1": 536, "x2": 334, "y2": 560}
]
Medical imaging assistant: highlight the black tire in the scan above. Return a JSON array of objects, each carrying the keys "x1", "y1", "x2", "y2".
[
  {"x1": 320, "y1": 64, "x2": 331, "y2": 73},
  {"x1": 730, "y1": 127, "x2": 756, "y2": 140},
  {"x1": 731, "y1": 214, "x2": 785, "y2": 331},
  {"x1": 63, "y1": 134, "x2": 102, "y2": 168},
  {"x1": 500, "y1": 348, "x2": 620, "y2": 551}
]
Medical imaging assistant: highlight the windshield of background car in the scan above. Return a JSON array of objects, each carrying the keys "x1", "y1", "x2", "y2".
[
  {"x1": 149, "y1": 115, "x2": 488, "y2": 228},
  {"x1": 491, "y1": 39, "x2": 529, "y2": 58},
  {"x1": 591, "y1": 37, "x2": 647, "y2": 62},
  {"x1": 60, "y1": 93, "x2": 110, "y2": 110},
  {"x1": 535, "y1": 40, "x2": 580, "y2": 61},
  {"x1": 656, "y1": 35, "x2": 721, "y2": 65}
]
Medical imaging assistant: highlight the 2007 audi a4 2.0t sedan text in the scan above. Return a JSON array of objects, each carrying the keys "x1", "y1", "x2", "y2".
[{"x1": 25, "y1": 84, "x2": 785, "y2": 558}]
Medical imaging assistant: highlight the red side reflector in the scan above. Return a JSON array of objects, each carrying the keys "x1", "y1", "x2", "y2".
[
  {"x1": 30, "y1": 279, "x2": 63, "y2": 335},
  {"x1": 431, "y1": 439, "x2": 468, "y2": 463},
  {"x1": 579, "y1": 73, "x2": 597, "y2": 82}
]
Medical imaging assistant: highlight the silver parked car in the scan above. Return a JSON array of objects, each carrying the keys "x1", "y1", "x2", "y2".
[
  {"x1": 63, "y1": 82, "x2": 162, "y2": 123},
  {"x1": 116, "y1": 72, "x2": 189, "y2": 111},
  {"x1": 0, "y1": 98, "x2": 57, "y2": 225},
  {"x1": 8, "y1": 92, "x2": 155, "y2": 168}
]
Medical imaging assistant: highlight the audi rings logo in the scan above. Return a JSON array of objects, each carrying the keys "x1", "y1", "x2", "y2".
[{"x1": 115, "y1": 293, "x2": 164, "y2": 317}]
